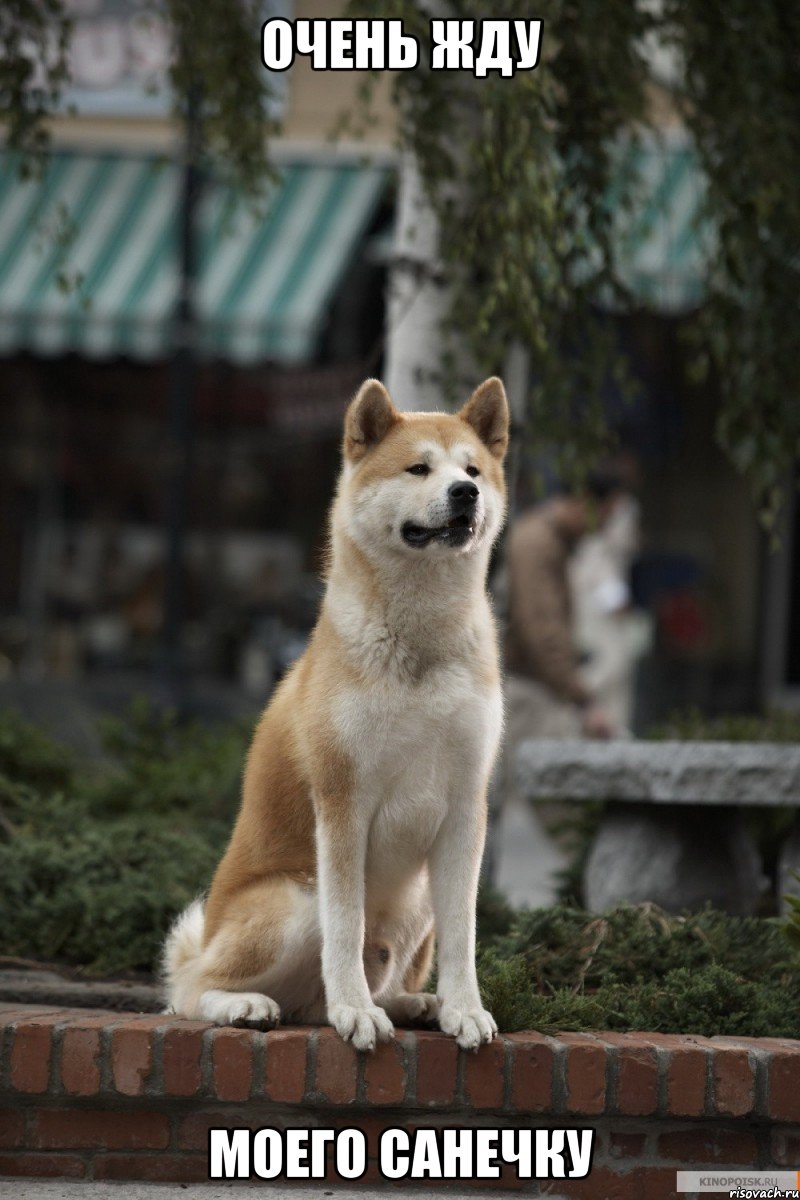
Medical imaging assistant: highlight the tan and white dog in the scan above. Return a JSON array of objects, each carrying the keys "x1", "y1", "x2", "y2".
[{"x1": 163, "y1": 376, "x2": 509, "y2": 1051}]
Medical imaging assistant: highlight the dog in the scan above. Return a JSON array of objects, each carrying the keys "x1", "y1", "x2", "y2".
[{"x1": 163, "y1": 376, "x2": 509, "y2": 1051}]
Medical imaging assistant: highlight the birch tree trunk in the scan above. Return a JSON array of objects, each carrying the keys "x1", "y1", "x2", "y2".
[{"x1": 383, "y1": 151, "x2": 452, "y2": 412}]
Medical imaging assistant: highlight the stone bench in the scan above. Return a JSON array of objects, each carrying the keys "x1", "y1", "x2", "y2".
[{"x1": 516, "y1": 740, "x2": 800, "y2": 914}]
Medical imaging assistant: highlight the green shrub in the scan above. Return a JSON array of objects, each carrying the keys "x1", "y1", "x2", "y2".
[
  {"x1": 475, "y1": 902, "x2": 800, "y2": 1037},
  {"x1": 0, "y1": 707, "x2": 74, "y2": 791},
  {"x1": 2, "y1": 705, "x2": 800, "y2": 1038},
  {"x1": 478, "y1": 958, "x2": 799, "y2": 1040},
  {"x1": 0, "y1": 701, "x2": 245, "y2": 975},
  {"x1": 89, "y1": 697, "x2": 248, "y2": 820},
  {"x1": 648, "y1": 707, "x2": 800, "y2": 743},
  {"x1": 0, "y1": 812, "x2": 226, "y2": 974},
  {"x1": 785, "y1": 873, "x2": 800, "y2": 954},
  {"x1": 494, "y1": 903, "x2": 795, "y2": 989}
]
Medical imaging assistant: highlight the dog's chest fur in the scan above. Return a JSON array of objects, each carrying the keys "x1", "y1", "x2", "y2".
[{"x1": 330, "y1": 600, "x2": 503, "y2": 889}]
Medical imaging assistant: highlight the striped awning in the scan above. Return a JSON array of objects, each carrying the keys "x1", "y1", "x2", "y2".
[
  {"x1": 611, "y1": 133, "x2": 711, "y2": 312},
  {"x1": 0, "y1": 151, "x2": 389, "y2": 363}
]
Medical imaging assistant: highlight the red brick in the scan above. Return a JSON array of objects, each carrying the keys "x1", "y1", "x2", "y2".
[
  {"x1": 562, "y1": 1033, "x2": 606, "y2": 1115},
  {"x1": 341, "y1": 1156, "x2": 385, "y2": 1186},
  {"x1": 712, "y1": 1035, "x2": 783, "y2": 1051},
  {"x1": 771, "y1": 1129, "x2": 800, "y2": 1166},
  {"x1": 460, "y1": 1162, "x2": 526, "y2": 1192},
  {"x1": 315, "y1": 1028, "x2": 358, "y2": 1104},
  {"x1": 176, "y1": 1110, "x2": 252, "y2": 1152},
  {"x1": 111, "y1": 1023, "x2": 158, "y2": 1096},
  {"x1": 0, "y1": 1152, "x2": 86, "y2": 1178},
  {"x1": 328, "y1": 1112, "x2": 403, "y2": 1152},
  {"x1": 554, "y1": 1166, "x2": 681, "y2": 1200},
  {"x1": 9, "y1": 1016, "x2": 63, "y2": 1093},
  {"x1": 32, "y1": 1007, "x2": 116, "y2": 1023},
  {"x1": 603, "y1": 1034, "x2": 658, "y2": 1116},
  {"x1": 641, "y1": 1166, "x2": 683, "y2": 1200},
  {"x1": 556, "y1": 1166, "x2": 642, "y2": 1199},
  {"x1": 769, "y1": 1048, "x2": 800, "y2": 1122},
  {"x1": 94, "y1": 1153, "x2": 209, "y2": 1183},
  {"x1": 666, "y1": 1044, "x2": 708, "y2": 1117},
  {"x1": 60, "y1": 1012, "x2": 121, "y2": 1033},
  {"x1": 2, "y1": 1003, "x2": 110, "y2": 1022},
  {"x1": 658, "y1": 1128, "x2": 758, "y2": 1165},
  {"x1": 0, "y1": 1107, "x2": 25, "y2": 1148},
  {"x1": 607, "y1": 1131, "x2": 647, "y2": 1160},
  {"x1": 736, "y1": 1036, "x2": 800, "y2": 1052},
  {"x1": 508, "y1": 1033, "x2": 554, "y2": 1113},
  {"x1": 464, "y1": 1036, "x2": 506, "y2": 1110},
  {"x1": 414, "y1": 1032, "x2": 458, "y2": 1106},
  {"x1": 643, "y1": 1032, "x2": 708, "y2": 1049},
  {"x1": 162, "y1": 1022, "x2": 207, "y2": 1097},
  {"x1": 264, "y1": 1029, "x2": 308, "y2": 1103},
  {"x1": 177, "y1": 1111, "x2": 276, "y2": 1153},
  {"x1": 211, "y1": 1027, "x2": 254, "y2": 1102},
  {"x1": 31, "y1": 1109, "x2": 169, "y2": 1151},
  {"x1": 0, "y1": 1006, "x2": 64, "y2": 1024},
  {"x1": 363, "y1": 1035, "x2": 408, "y2": 1105},
  {"x1": 712, "y1": 1048, "x2": 755, "y2": 1117},
  {"x1": 60, "y1": 1027, "x2": 102, "y2": 1097}
]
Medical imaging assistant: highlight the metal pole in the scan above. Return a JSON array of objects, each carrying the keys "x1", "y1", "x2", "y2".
[{"x1": 160, "y1": 82, "x2": 202, "y2": 713}]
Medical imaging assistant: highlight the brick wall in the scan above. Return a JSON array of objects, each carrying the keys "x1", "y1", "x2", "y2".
[{"x1": 1, "y1": 1004, "x2": 799, "y2": 1196}]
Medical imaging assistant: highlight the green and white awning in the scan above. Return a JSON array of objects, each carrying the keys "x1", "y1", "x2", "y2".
[
  {"x1": 612, "y1": 133, "x2": 711, "y2": 312},
  {"x1": 0, "y1": 151, "x2": 389, "y2": 363},
  {"x1": 0, "y1": 135, "x2": 709, "y2": 362}
]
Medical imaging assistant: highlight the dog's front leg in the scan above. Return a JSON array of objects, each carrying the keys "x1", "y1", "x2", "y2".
[
  {"x1": 428, "y1": 795, "x2": 497, "y2": 1050},
  {"x1": 316, "y1": 810, "x2": 394, "y2": 1052}
]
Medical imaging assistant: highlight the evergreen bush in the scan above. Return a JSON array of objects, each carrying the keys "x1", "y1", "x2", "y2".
[{"x1": 1, "y1": 706, "x2": 799, "y2": 1035}]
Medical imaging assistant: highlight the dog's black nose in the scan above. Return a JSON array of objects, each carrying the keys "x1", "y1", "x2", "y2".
[{"x1": 448, "y1": 480, "x2": 479, "y2": 508}]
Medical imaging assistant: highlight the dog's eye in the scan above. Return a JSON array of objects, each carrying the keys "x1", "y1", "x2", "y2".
[
  {"x1": 406, "y1": 463, "x2": 430, "y2": 476},
  {"x1": 466, "y1": 465, "x2": 480, "y2": 478}
]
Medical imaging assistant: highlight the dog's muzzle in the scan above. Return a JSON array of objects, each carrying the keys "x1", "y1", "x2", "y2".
[{"x1": 401, "y1": 482, "x2": 480, "y2": 548}]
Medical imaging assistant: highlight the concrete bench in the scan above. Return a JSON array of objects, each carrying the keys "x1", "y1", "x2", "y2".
[{"x1": 516, "y1": 739, "x2": 800, "y2": 914}]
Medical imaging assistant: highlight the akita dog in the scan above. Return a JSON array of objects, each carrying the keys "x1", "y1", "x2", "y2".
[{"x1": 163, "y1": 376, "x2": 509, "y2": 1051}]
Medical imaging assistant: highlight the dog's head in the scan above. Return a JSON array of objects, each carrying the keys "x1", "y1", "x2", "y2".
[{"x1": 336, "y1": 377, "x2": 509, "y2": 562}]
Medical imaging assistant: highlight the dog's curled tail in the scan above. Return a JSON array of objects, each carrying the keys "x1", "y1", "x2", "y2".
[{"x1": 161, "y1": 898, "x2": 205, "y2": 1014}]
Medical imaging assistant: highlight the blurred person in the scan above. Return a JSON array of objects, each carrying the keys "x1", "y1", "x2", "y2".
[
  {"x1": 504, "y1": 468, "x2": 627, "y2": 743},
  {"x1": 489, "y1": 469, "x2": 628, "y2": 908},
  {"x1": 570, "y1": 490, "x2": 653, "y2": 733}
]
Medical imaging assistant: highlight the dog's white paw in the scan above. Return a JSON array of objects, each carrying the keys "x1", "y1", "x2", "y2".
[
  {"x1": 384, "y1": 992, "x2": 440, "y2": 1025},
  {"x1": 329, "y1": 1003, "x2": 394, "y2": 1051},
  {"x1": 199, "y1": 989, "x2": 281, "y2": 1028},
  {"x1": 438, "y1": 1002, "x2": 497, "y2": 1050}
]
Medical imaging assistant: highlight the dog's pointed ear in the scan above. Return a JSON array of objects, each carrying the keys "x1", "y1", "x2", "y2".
[
  {"x1": 344, "y1": 379, "x2": 400, "y2": 462},
  {"x1": 459, "y1": 377, "x2": 509, "y2": 460}
]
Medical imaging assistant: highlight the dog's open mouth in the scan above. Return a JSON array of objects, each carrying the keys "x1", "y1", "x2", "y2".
[{"x1": 401, "y1": 513, "x2": 476, "y2": 548}]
